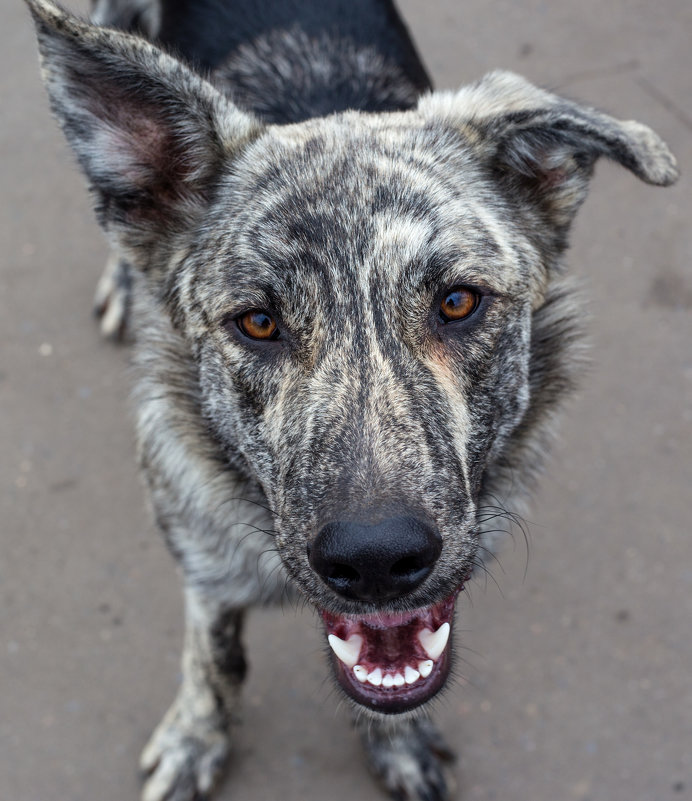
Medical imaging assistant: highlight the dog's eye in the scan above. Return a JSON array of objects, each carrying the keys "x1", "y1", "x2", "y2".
[
  {"x1": 237, "y1": 309, "x2": 280, "y2": 341},
  {"x1": 439, "y1": 287, "x2": 480, "y2": 322}
]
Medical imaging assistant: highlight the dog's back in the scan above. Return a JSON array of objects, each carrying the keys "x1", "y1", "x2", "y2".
[{"x1": 93, "y1": 0, "x2": 432, "y2": 121}]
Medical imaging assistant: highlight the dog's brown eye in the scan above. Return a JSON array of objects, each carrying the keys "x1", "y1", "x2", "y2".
[
  {"x1": 237, "y1": 309, "x2": 280, "y2": 340},
  {"x1": 439, "y1": 287, "x2": 479, "y2": 322}
]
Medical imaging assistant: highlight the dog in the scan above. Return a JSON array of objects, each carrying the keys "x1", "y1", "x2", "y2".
[{"x1": 26, "y1": 1, "x2": 678, "y2": 799}]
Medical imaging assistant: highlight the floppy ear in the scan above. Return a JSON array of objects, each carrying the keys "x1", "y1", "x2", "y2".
[
  {"x1": 419, "y1": 71, "x2": 678, "y2": 248},
  {"x1": 26, "y1": 0, "x2": 263, "y2": 271}
]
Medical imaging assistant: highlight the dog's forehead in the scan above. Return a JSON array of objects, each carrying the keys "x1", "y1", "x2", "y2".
[{"x1": 209, "y1": 112, "x2": 541, "y2": 302}]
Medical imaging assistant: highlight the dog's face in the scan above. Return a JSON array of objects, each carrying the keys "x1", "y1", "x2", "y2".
[
  {"x1": 182, "y1": 116, "x2": 538, "y2": 709},
  {"x1": 29, "y1": 0, "x2": 677, "y2": 714}
]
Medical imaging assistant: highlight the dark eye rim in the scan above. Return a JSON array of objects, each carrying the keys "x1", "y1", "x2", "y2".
[
  {"x1": 437, "y1": 284, "x2": 484, "y2": 324},
  {"x1": 234, "y1": 308, "x2": 282, "y2": 342}
]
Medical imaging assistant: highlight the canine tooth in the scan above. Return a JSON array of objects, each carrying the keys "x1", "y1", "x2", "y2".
[
  {"x1": 404, "y1": 666, "x2": 420, "y2": 684},
  {"x1": 419, "y1": 659, "x2": 434, "y2": 678},
  {"x1": 327, "y1": 633, "x2": 363, "y2": 667},
  {"x1": 393, "y1": 673, "x2": 405, "y2": 687},
  {"x1": 382, "y1": 674, "x2": 395, "y2": 688},
  {"x1": 353, "y1": 665, "x2": 368, "y2": 683},
  {"x1": 367, "y1": 667, "x2": 383, "y2": 686},
  {"x1": 418, "y1": 622, "x2": 450, "y2": 660}
]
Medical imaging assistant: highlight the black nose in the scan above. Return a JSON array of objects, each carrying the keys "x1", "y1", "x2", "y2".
[{"x1": 308, "y1": 516, "x2": 442, "y2": 602}]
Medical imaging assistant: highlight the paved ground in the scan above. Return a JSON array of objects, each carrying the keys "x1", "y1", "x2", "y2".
[{"x1": 2, "y1": 2, "x2": 691, "y2": 800}]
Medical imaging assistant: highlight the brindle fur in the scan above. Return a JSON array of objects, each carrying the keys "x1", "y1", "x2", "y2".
[{"x1": 26, "y1": 1, "x2": 678, "y2": 799}]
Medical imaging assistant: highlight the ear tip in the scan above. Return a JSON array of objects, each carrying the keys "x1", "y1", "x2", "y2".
[
  {"x1": 657, "y1": 159, "x2": 680, "y2": 187},
  {"x1": 654, "y1": 143, "x2": 680, "y2": 186},
  {"x1": 25, "y1": 0, "x2": 63, "y2": 23},
  {"x1": 26, "y1": 0, "x2": 89, "y2": 41},
  {"x1": 620, "y1": 120, "x2": 679, "y2": 186}
]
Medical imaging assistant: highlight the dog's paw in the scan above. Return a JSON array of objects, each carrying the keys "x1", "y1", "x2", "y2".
[
  {"x1": 93, "y1": 254, "x2": 132, "y2": 341},
  {"x1": 359, "y1": 717, "x2": 456, "y2": 801},
  {"x1": 140, "y1": 700, "x2": 230, "y2": 801}
]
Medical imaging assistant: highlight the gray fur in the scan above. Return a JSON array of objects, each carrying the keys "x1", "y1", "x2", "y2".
[
  {"x1": 216, "y1": 26, "x2": 422, "y2": 123},
  {"x1": 26, "y1": 1, "x2": 678, "y2": 799},
  {"x1": 355, "y1": 715, "x2": 456, "y2": 801}
]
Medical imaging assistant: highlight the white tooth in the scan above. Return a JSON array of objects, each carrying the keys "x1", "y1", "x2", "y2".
[
  {"x1": 382, "y1": 674, "x2": 395, "y2": 688},
  {"x1": 367, "y1": 667, "x2": 383, "y2": 686},
  {"x1": 393, "y1": 673, "x2": 405, "y2": 687},
  {"x1": 418, "y1": 622, "x2": 450, "y2": 660},
  {"x1": 328, "y1": 633, "x2": 363, "y2": 668},
  {"x1": 404, "y1": 666, "x2": 420, "y2": 684},
  {"x1": 353, "y1": 665, "x2": 368, "y2": 682},
  {"x1": 419, "y1": 659, "x2": 434, "y2": 678}
]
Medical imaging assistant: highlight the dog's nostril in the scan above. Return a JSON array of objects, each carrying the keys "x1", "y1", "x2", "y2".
[
  {"x1": 390, "y1": 555, "x2": 425, "y2": 579},
  {"x1": 329, "y1": 563, "x2": 360, "y2": 582}
]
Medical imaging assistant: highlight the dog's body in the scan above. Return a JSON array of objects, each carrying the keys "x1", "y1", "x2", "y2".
[{"x1": 27, "y1": 1, "x2": 677, "y2": 799}]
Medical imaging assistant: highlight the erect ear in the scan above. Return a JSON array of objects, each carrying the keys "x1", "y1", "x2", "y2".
[
  {"x1": 27, "y1": 0, "x2": 263, "y2": 270},
  {"x1": 418, "y1": 71, "x2": 678, "y2": 247}
]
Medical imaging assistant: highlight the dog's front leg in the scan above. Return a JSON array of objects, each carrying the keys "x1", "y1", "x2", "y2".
[
  {"x1": 354, "y1": 713, "x2": 455, "y2": 801},
  {"x1": 140, "y1": 588, "x2": 247, "y2": 801}
]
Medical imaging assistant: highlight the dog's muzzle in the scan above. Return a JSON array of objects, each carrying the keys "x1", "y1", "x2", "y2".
[{"x1": 308, "y1": 515, "x2": 458, "y2": 712}]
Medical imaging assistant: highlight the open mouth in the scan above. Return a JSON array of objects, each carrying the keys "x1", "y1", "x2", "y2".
[{"x1": 321, "y1": 592, "x2": 459, "y2": 713}]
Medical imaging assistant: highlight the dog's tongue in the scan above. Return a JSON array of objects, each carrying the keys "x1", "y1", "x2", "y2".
[{"x1": 321, "y1": 594, "x2": 457, "y2": 713}]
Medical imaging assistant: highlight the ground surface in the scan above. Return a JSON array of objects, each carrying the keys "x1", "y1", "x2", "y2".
[{"x1": 2, "y1": 2, "x2": 691, "y2": 800}]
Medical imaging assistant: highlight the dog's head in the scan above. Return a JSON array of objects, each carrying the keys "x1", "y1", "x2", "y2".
[{"x1": 29, "y1": 0, "x2": 677, "y2": 714}]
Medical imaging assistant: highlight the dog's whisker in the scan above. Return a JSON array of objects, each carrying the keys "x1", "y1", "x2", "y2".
[{"x1": 468, "y1": 557, "x2": 506, "y2": 599}]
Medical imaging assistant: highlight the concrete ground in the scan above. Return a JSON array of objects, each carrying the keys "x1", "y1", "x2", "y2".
[{"x1": 2, "y1": 1, "x2": 691, "y2": 800}]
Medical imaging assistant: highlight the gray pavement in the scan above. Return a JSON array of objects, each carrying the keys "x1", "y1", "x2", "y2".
[{"x1": 2, "y1": 2, "x2": 691, "y2": 800}]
